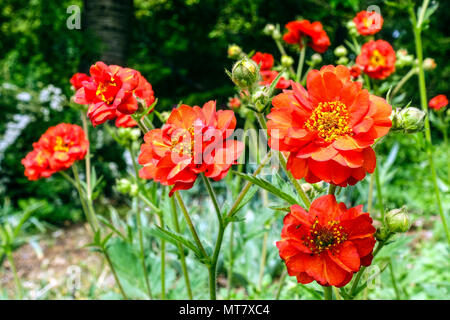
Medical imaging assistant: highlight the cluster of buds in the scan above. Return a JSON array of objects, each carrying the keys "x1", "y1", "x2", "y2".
[
  {"x1": 334, "y1": 45, "x2": 349, "y2": 65},
  {"x1": 346, "y1": 20, "x2": 358, "y2": 37},
  {"x1": 263, "y1": 24, "x2": 281, "y2": 40},
  {"x1": 395, "y1": 49, "x2": 414, "y2": 68},
  {"x1": 390, "y1": 107, "x2": 426, "y2": 134},
  {"x1": 116, "y1": 178, "x2": 138, "y2": 197}
]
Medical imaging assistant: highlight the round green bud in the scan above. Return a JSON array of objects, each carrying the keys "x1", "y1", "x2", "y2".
[
  {"x1": 116, "y1": 178, "x2": 131, "y2": 194},
  {"x1": 231, "y1": 58, "x2": 260, "y2": 89},
  {"x1": 281, "y1": 55, "x2": 294, "y2": 67},
  {"x1": 375, "y1": 226, "x2": 391, "y2": 242},
  {"x1": 311, "y1": 53, "x2": 322, "y2": 64},
  {"x1": 263, "y1": 24, "x2": 275, "y2": 36},
  {"x1": 227, "y1": 44, "x2": 243, "y2": 59},
  {"x1": 334, "y1": 45, "x2": 348, "y2": 57},
  {"x1": 390, "y1": 107, "x2": 426, "y2": 134},
  {"x1": 129, "y1": 184, "x2": 139, "y2": 197},
  {"x1": 423, "y1": 58, "x2": 436, "y2": 71},
  {"x1": 337, "y1": 56, "x2": 349, "y2": 65},
  {"x1": 385, "y1": 207, "x2": 411, "y2": 233}
]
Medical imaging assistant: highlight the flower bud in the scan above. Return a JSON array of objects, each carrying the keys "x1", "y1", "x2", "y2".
[
  {"x1": 281, "y1": 55, "x2": 294, "y2": 67},
  {"x1": 346, "y1": 20, "x2": 358, "y2": 37},
  {"x1": 129, "y1": 184, "x2": 139, "y2": 197},
  {"x1": 423, "y1": 58, "x2": 436, "y2": 71},
  {"x1": 337, "y1": 56, "x2": 349, "y2": 65},
  {"x1": 159, "y1": 111, "x2": 170, "y2": 123},
  {"x1": 375, "y1": 226, "x2": 391, "y2": 241},
  {"x1": 385, "y1": 207, "x2": 411, "y2": 233},
  {"x1": 311, "y1": 53, "x2": 322, "y2": 64},
  {"x1": 263, "y1": 24, "x2": 275, "y2": 36},
  {"x1": 116, "y1": 178, "x2": 131, "y2": 194},
  {"x1": 227, "y1": 44, "x2": 243, "y2": 59},
  {"x1": 334, "y1": 45, "x2": 348, "y2": 57},
  {"x1": 231, "y1": 58, "x2": 260, "y2": 90},
  {"x1": 391, "y1": 107, "x2": 426, "y2": 134}
]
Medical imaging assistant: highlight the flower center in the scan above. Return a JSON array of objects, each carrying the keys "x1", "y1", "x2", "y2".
[
  {"x1": 171, "y1": 127, "x2": 195, "y2": 157},
  {"x1": 305, "y1": 101, "x2": 353, "y2": 142},
  {"x1": 369, "y1": 49, "x2": 386, "y2": 67},
  {"x1": 96, "y1": 77, "x2": 117, "y2": 104},
  {"x1": 54, "y1": 136, "x2": 70, "y2": 153},
  {"x1": 302, "y1": 218, "x2": 348, "y2": 255},
  {"x1": 36, "y1": 150, "x2": 46, "y2": 166}
]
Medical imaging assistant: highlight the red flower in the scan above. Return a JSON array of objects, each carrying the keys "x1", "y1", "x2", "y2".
[
  {"x1": 283, "y1": 20, "x2": 330, "y2": 53},
  {"x1": 74, "y1": 61, "x2": 155, "y2": 127},
  {"x1": 138, "y1": 101, "x2": 244, "y2": 196},
  {"x1": 22, "y1": 123, "x2": 89, "y2": 180},
  {"x1": 228, "y1": 97, "x2": 241, "y2": 109},
  {"x1": 277, "y1": 195, "x2": 376, "y2": 287},
  {"x1": 356, "y1": 40, "x2": 396, "y2": 80},
  {"x1": 353, "y1": 11, "x2": 383, "y2": 36},
  {"x1": 260, "y1": 70, "x2": 291, "y2": 89},
  {"x1": 349, "y1": 65, "x2": 362, "y2": 79},
  {"x1": 70, "y1": 73, "x2": 91, "y2": 90},
  {"x1": 115, "y1": 111, "x2": 138, "y2": 128},
  {"x1": 251, "y1": 52, "x2": 274, "y2": 71},
  {"x1": 267, "y1": 65, "x2": 392, "y2": 187},
  {"x1": 429, "y1": 94, "x2": 448, "y2": 111}
]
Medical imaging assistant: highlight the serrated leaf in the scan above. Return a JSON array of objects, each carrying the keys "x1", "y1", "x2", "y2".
[{"x1": 229, "y1": 185, "x2": 258, "y2": 217}]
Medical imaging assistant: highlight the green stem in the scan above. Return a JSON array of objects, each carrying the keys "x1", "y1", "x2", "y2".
[
  {"x1": 367, "y1": 174, "x2": 375, "y2": 213},
  {"x1": 128, "y1": 147, "x2": 153, "y2": 299},
  {"x1": 274, "y1": 38, "x2": 296, "y2": 76},
  {"x1": 102, "y1": 247, "x2": 128, "y2": 299},
  {"x1": 323, "y1": 286, "x2": 333, "y2": 300},
  {"x1": 6, "y1": 251, "x2": 22, "y2": 299},
  {"x1": 374, "y1": 167, "x2": 385, "y2": 221},
  {"x1": 275, "y1": 269, "x2": 287, "y2": 300},
  {"x1": 174, "y1": 191, "x2": 208, "y2": 258},
  {"x1": 388, "y1": 258, "x2": 401, "y2": 300},
  {"x1": 201, "y1": 174, "x2": 223, "y2": 228},
  {"x1": 170, "y1": 197, "x2": 193, "y2": 299},
  {"x1": 72, "y1": 164, "x2": 99, "y2": 231},
  {"x1": 328, "y1": 184, "x2": 337, "y2": 195},
  {"x1": 409, "y1": 2, "x2": 450, "y2": 245},
  {"x1": 391, "y1": 67, "x2": 418, "y2": 99},
  {"x1": 296, "y1": 46, "x2": 306, "y2": 82},
  {"x1": 159, "y1": 212, "x2": 166, "y2": 300},
  {"x1": 226, "y1": 223, "x2": 235, "y2": 299},
  {"x1": 80, "y1": 113, "x2": 91, "y2": 203},
  {"x1": 258, "y1": 228, "x2": 269, "y2": 292}
]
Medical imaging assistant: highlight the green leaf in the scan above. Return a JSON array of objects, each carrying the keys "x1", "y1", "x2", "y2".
[
  {"x1": 233, "y1": 171, "x2": 299, "y2": 205},
  {"x1": 229, "y1": 185, "x2": 258, "y2": 217}
]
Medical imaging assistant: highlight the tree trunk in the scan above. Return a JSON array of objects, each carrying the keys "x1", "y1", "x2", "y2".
[{"x1": 80, "y1": 0, "x2": 133, "y2": 71}]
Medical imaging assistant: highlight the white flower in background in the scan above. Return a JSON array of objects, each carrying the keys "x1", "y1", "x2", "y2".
[
  {"x1": 0, "y1": 114, "x2": 31, "y2": 165},
  {"x1": 16, "y1": 92, "x2": 32, "y2": 102}
]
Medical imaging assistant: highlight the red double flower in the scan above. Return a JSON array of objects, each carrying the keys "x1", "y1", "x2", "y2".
[
  {"x1": 138, "y1": 101, "x2": 244, "y2": 196},
  {"x1": 353, "y1": 10, "x2": 383, "y2": 36},
  {"x1": 74, "y1": 61, "x2": 155, "y2": 127},
  {"x1": 277, "y1": 195, "x2": 376, "y2": 287},
  {"x1": 70, "y1": 73, "x2": 91, "y2": 90},
  {"x1": 251, "y1": 52, "x2": 290, "y2": 89},
  {"x1": 267, "y1": 65, "x2": 392, "y2": 187},
  {"x1": 429, "y1": 94, "x2": 448, "y2": 111},
  {"x1": 22, "y1": 123, "x2": 89, "y2": 180},
  {"x1": 283, "y1": 20, "x2": 330, "y2": 53},
  {"x1": 356, "y1": 40, "x2": 396, "y2": 80}
]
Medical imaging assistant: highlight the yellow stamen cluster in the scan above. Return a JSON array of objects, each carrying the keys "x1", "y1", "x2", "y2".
[
  {"x1": 302, "y1": 218, "x2": 347, "y2": 255},
  {"x1": 305, "y1": 101, "x2": 352, "y2": 142},
  {"x1": 53, "y1": 136, "x2": 70, "y2": 153},
  {"x1": 369, "y1": 49, "x2": 386, "y2": 67},
  {"x1": 171, "y1": 127, "x2": 195, "y2": 157},
  {"x1": 96, "y1": 77, "x2": 117, "y2": 104}
]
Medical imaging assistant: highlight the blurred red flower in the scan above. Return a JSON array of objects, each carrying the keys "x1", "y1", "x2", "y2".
[
  {"x1": 138, "y1": 101, "x2": 244, "y2": 196},
  {"x1": 22, "y1": 123, "x2": 89, "y2": 180},
  {"x1": 70, "y1": 73, "x2": 91, "y2": 90},
  {"x1": 74, "y1": 61, "x2": 155, "y2": 127},
  {"x1": 356, "y1": 40, "x2": 396, "y2": 79},
  {"x1": 283, "y1": 20, "x2": 330, "y2": 53},
  {"x1": 260, "y1": 70, "x2": 291, "y2": 89},
  {"x1": 353, "y1": 10, "x2": 383, "y2": 36},
  {"x1": 267, "y1": 65, "x2": 392, "y2": 186},
  {"x1": 227, "y1": 97, "x2": 241, "y2": 109},
  {"x1": 277, "y1": 195, "x2": 376, "y2": 287},
  {"x1": 251, "y1": 52, "x2": 274, "y2": 70},
  {"x1": 428, "y1": 94, "x2": 448, "y2": 111}
]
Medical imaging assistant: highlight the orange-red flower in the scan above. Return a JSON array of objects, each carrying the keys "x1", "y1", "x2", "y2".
[
  {"x1": 356, "y1": 40, "x2": 396, "y2": 80},
  {"x1": 70, "y1": 73, "x2": 91, "y2": 90},
  {"x1": 283, "y1": 20, "x2": 330, "y2": 53},
  {"x1": 429, "y1": 94, "x2": 448, "y2": 111},
  {"x1": 353, "y1": 10, "x2": 383, "y2": 36},
  {"x1": 138, "y1": 101, "x2": 244, "y2": 196},
  {"x1": 260, "y1": 70, "x2": 291, "y2": 89},
  {"x1": 251, "y1": 52, "x2": 274, "y2": 71},
  {"x1": 277, "y1": 195, "x2": 376, "y2": 287},
  {"x1": 349, "y1": 65, "x2": 362, "y2": 79},
  {"x1": 228, "y1": 97, "x2": 241, "y2": 109},
  {"x1": 74, "y1": 61, "x2": 155, "y2": 127},
  {"x1": 267, "y1": 65, "x2": 392, "y2": 187},
  {"x1": 22, "y1": 123, "x2": 89, "y2": 180}
]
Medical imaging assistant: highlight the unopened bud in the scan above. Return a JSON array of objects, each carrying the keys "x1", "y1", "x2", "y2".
[
  {"x1": 311, "y1": 53, "x2": 322, "y2": 64},
  {"x1": 116, "y1": 178, "x2": 131, "y2": 194},
  {"x1": 228, "y1": 44, "x2": 243, "y2": 59},
  {"x1": 423, "y1": 58, "x2": 436, "y2": 71},
  {"x1": 281, "y1": 55, "x2": 294, "y2": 67},
  {"x1": 386, "y1": 207, "x2": 411, "y2": 233},
  {"x1": 129, "y1": 184, "x2": 139, "y2": 197},
  {"x1": 334, "y1": 45, "x2": 348, "y2": 57},
  {"x1": 337, "y1": 56, "x2": 349, "y2": 65},
  {"x1": 263, "y1": 24, "x2": 275, "y2": 36},
  {"x1": 391, "y1": 107, "x2": 426, "y2": 133},
  {"x1": 375, "y1": 226, "x2": 391, "y2": 241},
  {"x1": 346, "y1": 20, "x2": 358, "y2": 37},
  {"x1": 230, "y1": 58, "x2": 260, "y2": 89}
]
